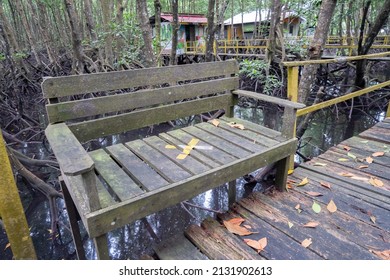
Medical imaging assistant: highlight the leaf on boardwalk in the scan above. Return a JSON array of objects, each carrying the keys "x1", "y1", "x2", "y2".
[
  {"x1": 312, "y1": 201, "x2": 321, "y2": 213},
  {"x1": 165, "y1": 144, "x2": 176, "y2": 149},
  {"x1": 343, "y1": 145, "x2": 351, "y2": 151},
  {"x1": 243, "y1": 225, "x2": 252, "y2": 229},
  {"x1": 320, "y1": 181, "x2": 331, "y2": 189},
  {"x1": 228, "y1": 217, "x2": 246, "y2": 225},
  {"x1": 370, "y1": 215, "x2": 376, "y2": 224},
  {"x1": 370, "y1": 249, "x2": 390, "y2": 260},
  {"x1": 244, "y1": 237, "x2": 267, "y2": 253},
  {"x1": 287, "y1": 183, "x2": 294, "y2": 189},
  {"x1": 327, "y1": 200, "x2": 337, "y2": 213},
  {"x1": 313, "y1": 162, "x2": 327, "y2": 167},
  {"x1": 338, "y1": 172, "x2": 355, "y2": 177},
  {"x1": 297, "y1": 177, "x2": 309, "y2": 187},
  {"x1": 208, "y1": 119, "x2": 220, "y2": 127},
  {"x1": 357, "y1": 165, "x2": 369, "y2": 169},
  {"x1": 295, "y1": 204, "x2": 302, "y2": 213},
  {"x1": 369, "y1": 177, "x2": 384, "y2": 188},
  {"x1": 305, "y1": 191, "x2": 323, "y2": 197},
  {"x1": 301, "y1": 238, "x2": 312, "y2": 248},
  {"x1": 372, "y1": 151, "x2": 385, "y2": 157},
  {"x1": 360, "y1": 140, "x2": 369, "y2": 144},
  {"x1": 347, "y1": 152, "x2": 357, "y2": 159},
  {"x1": 223, "y1": 218, "x2": 257, "y2": 236},
  {"x1": 4, "y1": 243, "x2": 11, "y2": 251},
  {"x1": 303, "y1": 222, "x2": 319, "y2": 228},
  {"x1": 366, "y1": 157, "x2": 374, "y2": 164},
  {"x1": 228, "y1": 122, "x2": 245, "y2": 130},
  {"x1": 288, "y1": 221, "x2": 294, "y2": 228},
  {"x1": 338, "y1": 158, "x2": 349, "y2": 162}
]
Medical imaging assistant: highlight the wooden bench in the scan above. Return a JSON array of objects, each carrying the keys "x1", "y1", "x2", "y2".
[{"x1": 42, "y1": 60, "x2": 304, "y2": 259}]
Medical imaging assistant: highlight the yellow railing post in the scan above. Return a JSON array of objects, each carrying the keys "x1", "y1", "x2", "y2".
[
  {"x1": 0, "y1": 133, "x2": 36, "y2": 259},
  {"x1": 287, "y1": 66, "x2": 299, "y2": 172},
  {"x1": 387, "y1": 100, "x2": 390, "y2": 118}
]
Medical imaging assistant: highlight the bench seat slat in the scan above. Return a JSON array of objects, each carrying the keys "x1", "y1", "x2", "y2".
[
  {"x1": 143, "y1": 136, "x2": 210, "y2": 175},
  {"x1": 125, "y1": 140, "x2": 192, "y2": 183},
  {"x1": 105, "y1": 144, "x2": 168, "y2": 192},
  {"x1": 89, "y1": 149, "x2": 144, "y2": 201}
]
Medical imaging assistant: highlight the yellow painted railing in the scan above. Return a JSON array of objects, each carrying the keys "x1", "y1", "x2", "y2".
[{"x1": 0, "y1": 132, "x2": 36, "y2": 259}]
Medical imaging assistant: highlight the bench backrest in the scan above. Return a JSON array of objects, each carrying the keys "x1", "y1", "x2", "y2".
[{"x1": 42, "y1": 60, "x2": 239, "y2": 142}]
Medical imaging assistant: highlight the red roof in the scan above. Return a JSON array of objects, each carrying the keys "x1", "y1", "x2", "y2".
[{"x1": 161, "y1": 13, "x2": 208, "y2": 24}]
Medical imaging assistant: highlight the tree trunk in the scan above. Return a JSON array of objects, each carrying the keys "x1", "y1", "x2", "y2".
[
  {"x1": 101, "y1": 0, "x2": 114, "y2": 67},
  {"x1": 64, "y1": 0, "x2": 86, "y2": 73},
  {"x1": 116, "y1": 0, "x2": 125, "y2": 59},
  {"x1": 297, "y1": 0, "x2": 337, "y2": 104},
  {"x1": 218, "y1": 0, "x2": 230, "y2": 39},
  {"x1": 205, "y1": 0, "x2": 216, "y2": 62},
  {"x1": 136, "y1": 0, "x2": 156, "y2": 67},
  {"x1": 170, "y1": 0, "x2": 179, "y2": 65},
  {"x1": 154, "y1": 0, "x2": 162, "y2": 66},
  {"x1": 267, "y1": 0, "x2": 282, "y2": 64}
]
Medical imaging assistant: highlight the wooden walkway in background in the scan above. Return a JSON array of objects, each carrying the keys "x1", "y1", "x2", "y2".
[{"x1": 153, "y1": 118, "x2": 390, "y2": 260}]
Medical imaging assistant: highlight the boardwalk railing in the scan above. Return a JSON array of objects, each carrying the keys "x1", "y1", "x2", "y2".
[{"x1": 282, "y1": 51, "x2": 390, "y2": 169}]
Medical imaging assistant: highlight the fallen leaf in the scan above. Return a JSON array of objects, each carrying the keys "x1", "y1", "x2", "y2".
[
  {"x1": 358, "y1": 165, "x2": 369, "y2": 169},
  {"x1": 208, "y1": 119, "x2": 220, "y2": 127},
  {"x1": 369, "y1": 177, "x2": 384, "y2": 187},
  {"x1": 244, "y1": 237, "x2": 267, "y2": 253},
  {"x1": 229, "y1": 123, "x2": 245, "y2": 130},
  {"x1": 370, "y1": 215, "x2": 376, "y2": 224},
  {"x1": 287, "y1": 183, "x2": 294, "y2": 189},
  {"x1": 295, "y1": 204, "x2": 301, "y2": 210},
  {"x1": 288, "y1": 169, "x2": 294, "y2": 175},
  {"x1": 165, "y1": 144, "x2": 176, "y2": 149},
  {"x1": 303, "y1": 221, "x2": 319, "y2": 228},
  {"x1": 305, "y1": 191, "x2": 323, "y2": 197},
  {"x1": 4, "y1": 243, "x2": 11, "y2": 251},
  {"x1": 372, "y1": 151, "x2": 385, "y2": 157},
  {"x1": 338, "y1": 158, "x2": 349, "y2": 162},
  {"x1": 366, "y1": 157, "x2": 374, "y2": 164},
  {"x1": 338, "y1": 172, "x2": 355, "y2": 177},
  {"x1": 360, "y1": 140, "x2": 369, "y2": 144},
  {"x1": 297, "y1": 177, "x2": 309, "y2": 187},
  {"x1": 327, "y1": 200, "x2": 337, "y2": 213},
  {"x1": 312, "y1": 201, "x2": 321, "y2": 213},
  {"x1": 244, "y1": 225, "x2": 252, "y2": 229},
  {"x1": 343, "y1": 145, "x2": 351, "y2": 151},
  {"x1": 371, "y1": 249, "x2": 390, "y2": 260},
  {"x1": 297, "y1": 209, "x2": 302, "y2": 214},
  {"x1": 288, "y1": 179, "x2": 297, "y2": 184},
  {"x1": 227, "y1": 217, "x2": 246, "y2": 225},
  {"x1": 288, "y1": 221, "x2": 294, "y2": 228},
  {"x1": 320, "y1": 181, "x2": 331, "y2": 189},
  {"x1": 347, "y1": 152, "x2": 357, "y2": 159},
  {"x1": 301, "y1": 238, "x2": 312, "y2": 248},
  {"x1": 223, "y1": 219, "x2": 257, "y2": 236},
  {"x1": 313, "y1": 162, "x2": 327, "y2": 167}
]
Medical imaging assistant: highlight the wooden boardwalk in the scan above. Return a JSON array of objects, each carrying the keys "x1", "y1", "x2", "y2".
[{"x1": 153, "y1": 118, "x2": 390, "y2": 260}]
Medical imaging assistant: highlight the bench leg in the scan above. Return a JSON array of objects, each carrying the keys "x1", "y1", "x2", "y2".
[
  {"x1": 228, "y1": 180, "x2": 236, "y2": 206},
  {"x1": 93, "y1": 234, "x2": 110, "y2": 260},
  {"x1": 60, "y1": 179, "x2": 86, "y2": 260},
  {"x1": 275, "y1": 157, "x2": 289, "y2": 192}
]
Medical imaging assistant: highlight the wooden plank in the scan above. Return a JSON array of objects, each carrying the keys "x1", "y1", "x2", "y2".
[
  {"x1": 166, "y1": 129, "x2": 237, "y2": 164},
  {"x1": 159, "y1": 132, "x2": 220, "y2": 168},
  {"x1": 46, "y1": 77, "x2": 239, "y2": 123},
  {"x1": 70, "y1": 94, "x2": 234, "y2": 142},
  {"x1": 182, "y1": 126, "x2": 252, "y2": 158},
  {"x1": 89, "y1": 149, "x2": 144, "y2": 201},
  {"x1": 342, "y1": 136, "x2": 390, "y2": 154},
  {"x1": 106, "y1": 144, "x2": 168, "y2": 191},
  {"x1": 241, "y1": 192, "x2": 381, "y2": 259},
  {"x1": 85, "y1": 139, "x2": 297, "y2": 237},
  {"x1": 143, "y1": 136, "x2": 209, "y2": 175},
  {"x1": 42, "y1": 60, "x2": 239, "y2": 98},
  {"x1": 219, "y1": 207, "x2": 323, "y2": 259},
  {"x1": 96, "y1": 178, "x2": 116, "y2": 208},
  {"x1": 45, "y1": 123, "x2": 94, "y2": 175},
  {"x1": 289, "y1": 170, "x2": 390, "y2": 233},
  {"x1": 125, "y1": 139, "x2": 192, "y2": 183},
  {"x1": 359, "y1": 126, "x2": 390, "y2": 144},
  {"x1": 153, "y1": 234, "x2": 208, "y2": 260},
  {"x1": 196, "y1": 122, "x2": 266, "y2": 152}
]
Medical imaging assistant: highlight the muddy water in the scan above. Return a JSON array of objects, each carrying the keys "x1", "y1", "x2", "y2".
[{"x1": 0, "y1": 105, "x2": 384, "y2": 260}]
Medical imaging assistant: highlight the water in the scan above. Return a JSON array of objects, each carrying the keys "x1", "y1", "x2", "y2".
[{"x1": 0, "y1": 105, "x2": 384, "y2": 260}]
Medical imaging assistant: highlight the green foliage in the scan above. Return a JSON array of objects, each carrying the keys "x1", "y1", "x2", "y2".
[
  {"x1": 0, "y1": 53, "x2": 5, "y2": 61},
  {"x1": 13, "y1": 52, "x2": 27, "y2": 60}
]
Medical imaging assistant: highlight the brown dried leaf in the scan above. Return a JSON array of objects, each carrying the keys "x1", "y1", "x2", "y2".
[
  {"x1": 297, "y1": 177, "x2": 309, "y2": 187},
  {"x1": 4, "y1": 243, "x2": 11, "y2": 251},
  {"x1": 287, "y1": 183, "x2": 294, "y2": 189},
  {"x1": 366, "y1": 157, "x2": 374, "y2": 164},
  {"x1": 370, "y1": 215, "x2": 376, "y2": 224},
  {"x1": 369, "y1": 177, "x2": 384, "y2": 188},
  {"x1": 301, "y1": 238, "x2": 312, "y2": 248},
  {"x1": 371, "y1": 249, "x2": 390, "y2": 260},
  {"x1": 305, "y1": 191, "x2": 323, "y2": 197},
  {"x1": 372, "y1": 151, "x2": 385, "y2": 157},
  {"x1": 223, "y1": 219, "x2": 257, "y2": 236},
  {"x1": 327, "y1": 199, "x2": 337, "y2": 213},
  {"x1": 228, "y1": 122, "x2": 245, "y2": 130},
  {"x1": 303, "y1": 221, "x2": 319, "y2": 228},
  {"x1": 208, "y1": 119, "x2": 220, "y2": 127},
  {"x1": 244, "y1": 237, "x2": 267, "y2": 253},
  {"x1": 227, "y1": 217, "x2": 246, "y2": 225},
  {"x1": 358, "y1": 165, "x2": 369, "y2": 169},
  {"x1": 338, "y1": 172, "x2": 355, "y2": 177},
  {"x1": 320, "y1": 181, "x2": 331, "y2": 189},
  {"x1": 295, "y1": 204, "x2": 301, "y2": 210},
  {"x1": 343, "y1": 145, "x2": 351, "y2": 151}
]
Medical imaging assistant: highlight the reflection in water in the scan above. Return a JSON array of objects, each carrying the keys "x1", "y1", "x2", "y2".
[{"x1": 0, "y1": 105, "x2": 383, "y2": 260}]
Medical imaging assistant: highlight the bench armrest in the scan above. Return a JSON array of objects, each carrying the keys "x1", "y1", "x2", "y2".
[
  {"x1": 233, "y1": 89, "x2": 305, "y2": 109},
  {"x1": 45, "y1": 123, "x2": 94, "y2": 176}
]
